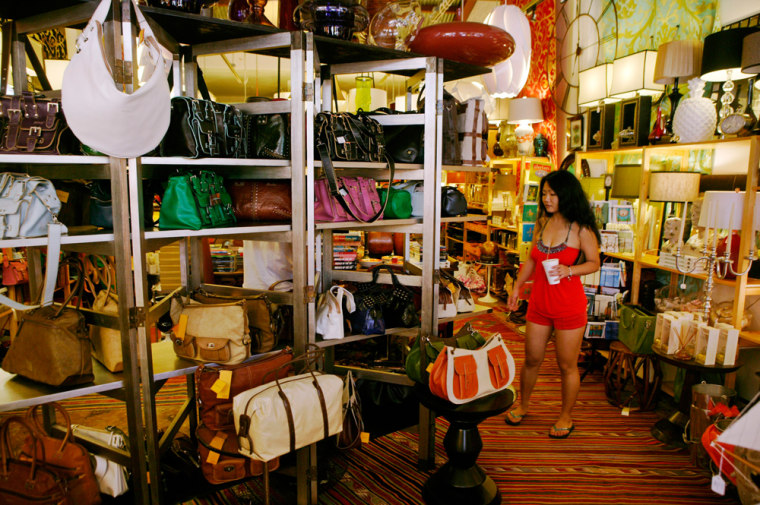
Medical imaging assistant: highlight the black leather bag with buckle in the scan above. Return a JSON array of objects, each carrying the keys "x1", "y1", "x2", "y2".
[
  {"x1": 315, "y1": 111, "x2": 386, "y2": 162},
  {"x1": 0, "y1": 92, "x2": 78, "y2": 155},
  {"x1": 159, "y1": 96, "x2": 244, "y2": 158}
]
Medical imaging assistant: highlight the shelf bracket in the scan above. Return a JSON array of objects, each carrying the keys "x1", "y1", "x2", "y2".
[
  {"x1": 129, "y1": 306, "x2": 147, "y2": 327},
  {"x1": 303, "y1": 82, "x2": 314, "y2": 102}
]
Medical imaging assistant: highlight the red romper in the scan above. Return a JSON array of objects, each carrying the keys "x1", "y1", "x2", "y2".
[{"x1": 525, "y1": 226, "x2": 588, "y2": 330}]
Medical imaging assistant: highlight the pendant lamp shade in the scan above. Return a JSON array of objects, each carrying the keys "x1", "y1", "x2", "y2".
[
  {"x1": 578, "y1": 64, "x2": 616, "y2": 108},
  {"x1": 742, "y1": 30, "x2": 760, "y2": 74},
  {"x1": 653, "y1": 40, "x2": 703, "y2": 85},
  {"x1": 482, "y1": 4, "x2": 531, "y2": 98},
  {"x1": 609, "y1": 50, "x2": 664, "y2": 99},
  {"x1": 700, "y1": 27, "x2": 758, "y2": 82}
]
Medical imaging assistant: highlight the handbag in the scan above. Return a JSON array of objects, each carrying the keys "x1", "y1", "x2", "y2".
[
  {"x1": 365, "y1": 108, "x2": 423, "y2": 164},
  {"x1": 227, "y1": 180, "x2": 292, "y2": 221},
  {"x1": 160, "y1": 96, "x2": 244, "y2": 158},
  {"x1": 438, "y1": 281, "x2": 458, "y2": 319},
  {"x1": 61, "y1": 0, "x2": 171, "y2": 158},
  {"x1": 393, "y1": 182, "x2": 424, "y2": 217},
  {"x1": 243, "y1": 110, "x2": 290, "y2": 159},
  {"x1": 24, "y1": 403, "x2": 101, "y2": 505},
  {"x1": 0, "y1": 93, "x2": 78, "y2": 155},
  {"x1": 196, "y1": 425, "x2": 277, "y2": 485},
  {"x1": 336, "y1": 370, "x2": 363, "y2": 451},
  {"x1": 88, "y1": 180, "x2": 114, "y2": 229},
  {"x1": 457, "y1": 98, "x2": 488, "y2": 167},
  {"x1": 0, "y1": 416, "x2": 70, "y2": 505},
  {"x1": 169, "y1": 295, "x2": 251, "y2": 365},
  {"x1": 158, "y1": 170, "x2": 236, "y2": 230},
  {"x1": 2, "y1": 249, "x2": 27, "y2": 285},
  {"x1": 441, "y1": 270, "x2": 474, "y2": 313},
  {"x1": 378, "y1": 187, "x2": 412, "y2": 219},
  {"x1": 441, "y1": 185, "x2": 468, "y2": 217},
  {"x1": 70, "y1": 424, "x2": 129, "y2": 498},
  {"x1": 405, "y1": 322, "x2": 487, "y2": 383},
  {"x1": 417, "y1": 88, "x2": 461, "y2": 165},
  {"x1": 428, "y1": 333, "x2": 515, "y2": 404},
  {"x1": 191, "y1": 287, "x2": 286, "y2": 353},
  {"x1": 85, "y1": 256, "x2": 122, "y2": 372},
  {"x1": 315, "y1": 111, "x2": 386, "y2": 162},
  {"x1": 1, "y1": 256, "x2": 94, "y2": 387},
  {"x1": 233, "y1": 355, "x2": 344, "y2": 462},
  {"x1": 617, "y1": 304, "x2": 657, "y2": 354},
  {"x1": 0, "y1": 173, "x2": 68, "y2": 239},
  {"x1": 316, "y1": 285, "x2": 356, "y2": 340},
  {"x1": 194, "y1": 348, "x2": 294, "y2": 431}
]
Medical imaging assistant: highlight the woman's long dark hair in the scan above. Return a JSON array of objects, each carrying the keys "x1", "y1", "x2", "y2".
[{"x1": 537, "y1": 170, "x2": 601, "y2": 242}]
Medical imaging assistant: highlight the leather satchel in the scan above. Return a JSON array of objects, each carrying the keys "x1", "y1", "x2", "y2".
[
  {"x1": 227, "y1": 180, "x2": 292, "y2": 221},
  {"x1": 0, "y1": 416, "x2": 70, "y2": 505},
  {"x1": 159, "y1": 170, "x2": 236, "y2": 230},
  {"x1": 194, "y1": 348, "x2": 294, "y2": 431},
  {"x1": 0, "y1": 173, "x2": 68, "y2": 239},
  {"x1": 197, "y1": 425, "x2": 279, "y2": 485},
  {"x1": 0, "y1": 93, "x2": 78, "y2": 155},
  {"x1": 160, "y1": 96, "x2": 244, "y2": 158},
  {"x1": 2, "y1": 257, "x2": 94, "y2": 387},
  {"x1": 243, "y1": 111, "x2": 290, "y2": 159},
  {"x1": 2, "y1": 249, "x2": 28, "y2": 286},
  {"x1": 315, "y1": 111, "x2": 386, "y2": 162},
  {"x1": 441, "y1": 185, "x2": 468, "y2": 217},
  {"x1": 170, "y1": 295, "x2": 251, "y2": 364},
  {"x1": 24, "y1": 403, "x2": 101, "y2": 505},
  {"x1": 191, "y1": 287, "x2": 286, "y2": 353},
  {"x1": 428, "y1": 333, "x2": 515, "y2": 404}
]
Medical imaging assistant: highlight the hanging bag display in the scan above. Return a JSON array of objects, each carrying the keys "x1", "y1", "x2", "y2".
[
  {"x1": 316, "y1": 285, "x2": 356, "y2": 340},
  {"x1": 428, "y1": 333, "x2": 515, "y2": 404},
  {"x1": 158, "y1": 170, "x2": 236, "y2": 230},
  {"x1": 61, "y1": 0, "x2": 171, "y2": 158}
]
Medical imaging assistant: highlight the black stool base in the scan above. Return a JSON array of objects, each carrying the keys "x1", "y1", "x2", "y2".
[
  {"x1": 651, "y1": 411, "x2": 688, "y2": 448},
  {"x1": 423, "y1": 463, "x2": 500, "y2": 505}
]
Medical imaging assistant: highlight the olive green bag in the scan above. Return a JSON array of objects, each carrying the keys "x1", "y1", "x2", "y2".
[{"x1": 617, "y1": 304, "x2": 657, "y2": 354}]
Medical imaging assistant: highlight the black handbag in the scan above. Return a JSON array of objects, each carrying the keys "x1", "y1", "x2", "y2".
[
  {"x1": 315, "y1": 111, "x2": 387, "y2": 162},
  {"x1": 441, "y1": 186, "x2": 468, "y2": 217},
  {"x1": 371, "y1": 265, "x2": 419, "y2": 329},
  {"x1": 364, "y1": 108, "x2": 423, "y2": 164},
  {"x1": 243, "y1": 111, "x2": 290, "y2": 159},
  {"x1": 159, "y1": 97, "x2": 244, "y2": 158}
]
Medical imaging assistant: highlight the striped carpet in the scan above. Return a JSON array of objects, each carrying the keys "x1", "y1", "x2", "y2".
[{"x1": 1, "y1": 313, "x2": 741, "y2": 504}]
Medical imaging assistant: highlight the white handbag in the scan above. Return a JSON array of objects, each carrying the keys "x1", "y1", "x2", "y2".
[
  {"x1": 61, "y1": 0, "x2": 171, "y2": 158},
  {"x1": 438, "y1": 282, "x2": 458, "y2": 319},
  {"x1": 316, "y1": 286, "x2": 355, "y2": 340},
  {"x1": 70, "y1": 425, "x2": 129, "y2": 498},
  {"x1": 0, "y1": 173, "x2": 67, "y2": 239},
  {"x1": 393, "y1": 182, "x2": 424, "y2": 217},
  {"x1": 233, "y1": 370, "x2": 344, "y2": 462}
]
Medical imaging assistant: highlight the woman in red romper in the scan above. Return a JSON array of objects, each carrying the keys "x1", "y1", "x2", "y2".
[{"x1": 505, "y1": 170, "x2": 600, "y2": 438}]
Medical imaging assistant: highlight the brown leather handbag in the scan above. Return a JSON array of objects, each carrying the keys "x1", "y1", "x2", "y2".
[
  {"x1": 0, "y1": 93, "x2": 78, "y2": 155},
  {"x1": 195, "y1": 347, "x2": 294, "y2": 431},
  {"x1": 1, "y1": 257, "x2": 93, "y2": 386},
  {"x1": 227, "y1": 181, "x2": 292, "y2": 221},
  {"x1": 196, "y1": 425, "x2": 279, "y2": 485},
  {"x1": 24, "y1": 403, "x2": 101, "y2": 505},
  {"x1": 0, "y1": 416, "x2": 71, "y2": 505}
]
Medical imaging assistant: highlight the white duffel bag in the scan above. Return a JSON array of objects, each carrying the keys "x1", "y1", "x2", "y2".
[{"x1": 233, "y1": 370, "x2": 344, "y2": 462}]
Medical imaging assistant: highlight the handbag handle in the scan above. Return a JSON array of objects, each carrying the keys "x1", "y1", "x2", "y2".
[
  {"x1": 25, "y1": 402, "x2": 74, "y2": 457},
  {"x1": 620, "y1": 305, "x2": 637, "y2": 330},
  {"x1": 316, "y1": 141, "x2": 395, "y2": 224},
  {"x1": 51, "y1": 256, "x2": 86, "y2": 318},
  {"x1": 0, "y1": 416, "x2": 47, "y2": 482}
]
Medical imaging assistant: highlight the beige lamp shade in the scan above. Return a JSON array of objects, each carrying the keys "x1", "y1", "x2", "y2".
[
  {"x1": 609, "y1": 50, "x2": 664, "y2": 99},
  {"x1": 488, "y1": 98, "x2": 510, "y2": 124},
  {"x1": 742, "y1": 30, "x2": 760, "y2": 74},
  {"x1": 653, "y1": 40, "x2": 703, "y2": 85},
  {"x1": 578, "y1": 64, "x2": 616, "y2": 108},
  {"x1": 698, "y1": 191, "x2": 760, "y2": 231},
  {"x1": 507, "y1": 97, "x2": 543, "y2": 124},
  {"x1": 648, "y1": 171, "x2": 701, "y2": 202}
]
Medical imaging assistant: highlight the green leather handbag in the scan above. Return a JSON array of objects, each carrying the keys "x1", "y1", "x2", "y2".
[
  {"x1": 617, "y1": 304, "x2": 656, "y2": 354},
  {"x1": 159, "y1": 171, "x2": 236, "y2": 230},
  {"x1": 378, "y1": 187, "x2": 412, "y2": 219}
]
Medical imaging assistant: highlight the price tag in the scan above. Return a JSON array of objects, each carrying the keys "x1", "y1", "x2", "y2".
[
  {"x1": 360, "y1": 432, "x2": 370, "y2": 444},
  {"x1": 206, "y1": 432, "x2": 229, "y2": 465},
  {"x1": 175, "y1": 314, "x2": 188, "y2": 342},
  {"x1": 711, "y1": 474, "x2": 726, "y2": 496},
  {"x1": 210, "y1": 370, "x2": 232, "y2": 399},
  {"x1": 621, "y1": 407, "x2": 630, "y2": 416},
  {"x1": 426, "y1": 363, "x2": 434, "y2": 373}
]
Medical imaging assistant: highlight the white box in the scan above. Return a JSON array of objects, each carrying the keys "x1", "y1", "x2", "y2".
[
  {"x1": 679, "y1": 320, "x2": 703, "y2": 359},
  {"x1": 715, "y1": 323, "x2": 740, "y2": 366},
  {"x1": 659, "y1": 314, "x2": 676, "y2": 353},
  {"x1": 694, "y1": 324, "x2": 720, "y2": 366}
]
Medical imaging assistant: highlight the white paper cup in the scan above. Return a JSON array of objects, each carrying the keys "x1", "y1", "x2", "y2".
[{"x1": 542, "y1": 258, "x2": 560, "y2": 285}]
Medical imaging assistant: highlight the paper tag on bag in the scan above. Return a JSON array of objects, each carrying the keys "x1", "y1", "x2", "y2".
[
  {"x1": 360, "y1": 432, "x2": 370, "y2": 444},
  {"x1": 175, "y1": 314, "x2": 188, "y2": 342},
  {"x1": 210, "y1": 370, "x2": 232, "y2": 399},
  {"x1": 621, "y1": 407, "x2": 630, "y2": 416},
  {"x1": 711, "y1": 474, "x2": 726, "y2": 495}
]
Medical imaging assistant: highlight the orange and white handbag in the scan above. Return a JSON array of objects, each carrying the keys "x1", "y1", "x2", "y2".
[{"x1": 428, "y1": 333, "x2": 515, "y2": 404}]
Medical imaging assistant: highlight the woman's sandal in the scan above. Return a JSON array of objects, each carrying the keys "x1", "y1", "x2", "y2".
[
  {"x1": 548, "y1": 423, "x2": 575, "y2": 439},
  {"x1": 504, "y1": 409, "x2": 526, "y2": 426}
]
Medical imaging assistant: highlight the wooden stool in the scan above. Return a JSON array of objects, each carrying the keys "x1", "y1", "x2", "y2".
[{"x1": 604, "y1": 340, "x2": 661, "y2": 411}]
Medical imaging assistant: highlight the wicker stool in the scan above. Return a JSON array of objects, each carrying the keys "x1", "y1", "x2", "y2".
[{"x1": 604, "y1": 340, "x2": 661, "y2": 411}]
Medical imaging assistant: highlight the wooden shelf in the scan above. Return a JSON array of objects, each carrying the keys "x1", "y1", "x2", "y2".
[
  {"x1": 604, "y1": 252, "x2": 635, "y2": 262},
  {"x1": 441, "y1": 214, "x2": 488, "y2": 223},
  {"x1": 638, "y1": 253, "x2": 760, "y2": 288}
]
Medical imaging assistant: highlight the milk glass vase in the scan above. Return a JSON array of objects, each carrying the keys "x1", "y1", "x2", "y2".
[{"x1": 673, "y1": 78, "x2": 717, "y2": 143}]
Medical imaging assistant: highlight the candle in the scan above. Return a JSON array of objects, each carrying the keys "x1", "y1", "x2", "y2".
[
  {"x1": 679, "y1": 203, "x2": 687, "y2": 248},
  {"x1": 727, "y1": 201, "x2": 735, "y2": 254}
]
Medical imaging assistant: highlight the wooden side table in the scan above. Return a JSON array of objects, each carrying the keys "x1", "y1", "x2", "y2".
[{"x1": 650, "y1": 347, "x2": 742, "y2": 448}]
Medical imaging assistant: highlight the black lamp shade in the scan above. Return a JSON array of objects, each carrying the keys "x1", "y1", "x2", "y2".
[{"x1": 701, "y1": 27, "x2": 759, "y2": 81}]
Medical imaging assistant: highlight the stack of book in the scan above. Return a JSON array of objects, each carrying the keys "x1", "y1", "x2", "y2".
[
  {"x1": 210, "y1": 247, "x2": 241, "y2": 272},
  {"x1": 333, "y1": 232, "x2": 362, "y2": 270}
]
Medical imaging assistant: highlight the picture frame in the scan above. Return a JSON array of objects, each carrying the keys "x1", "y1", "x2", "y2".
[
  {"x1": 522, "y1": 223, "x2": 535, "y2": 243},
  {"x1": 523, "y1": 182, "x2": 539, "y2": 203},
  {"x1": 584, "y1": 322, "x2": 606, "y2": 339},
  {"x1": 618, "y1": 96, "x2": 652, "y2": 147},
  {"x1": 609, "y1": 204, "x2": 635, "y2": 224},
  {"x1": 522, "y1": 202, "x2": 538, "y2": 223},
  {"x1": 585, "y1": 103, "x2": 615, "y2": 150},
  {"x1": 567, "y1": 115, "x2": 584, "y2": 151}
]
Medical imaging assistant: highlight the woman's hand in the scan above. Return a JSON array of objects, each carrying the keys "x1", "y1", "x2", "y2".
[
  {"x1": 551, "y1": 264, "x2": 575, "y2": 281},
  {"x1": 507, "y1": 289, "x2": 520, "y2": 311}
]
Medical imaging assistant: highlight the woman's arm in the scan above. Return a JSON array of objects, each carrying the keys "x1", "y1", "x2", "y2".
[
  {"x1": 556, "y1": 225, "x2": 600, "y2": 280},
  {"x1": 507, "y1": 220, "x2": 541, "y2": 310}
]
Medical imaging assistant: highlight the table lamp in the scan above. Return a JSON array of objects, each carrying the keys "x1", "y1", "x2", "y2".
[
  {"x1": 507, "y1": 97, "x2": 543, "y2": 156},
  {"x1": 609, "y1": 50, "x2": 664, "y2": 100},
  {"x1": 653, "y1": 40, "x2": 703, "y2": 136}
]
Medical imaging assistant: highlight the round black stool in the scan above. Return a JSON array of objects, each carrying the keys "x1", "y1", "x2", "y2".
[
  {"x1": 415, "y1": 383, "x2": 514, "y2": 505},
  {"x1": 604, "y1": 340, "x2": 661, "y2": 411}
]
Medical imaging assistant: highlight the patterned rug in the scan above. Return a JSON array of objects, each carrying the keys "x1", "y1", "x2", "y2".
[{"x1": 1, "y1": 313, "x2": 742, "y2": 504}]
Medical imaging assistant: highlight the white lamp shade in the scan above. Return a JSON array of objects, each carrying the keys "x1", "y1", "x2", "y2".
[
  {"x1": 483, "y1": 4, "x2": 531, "y2": 98},
  {"x1": 653, "y1": 40, "x2": 703, "y2": 85},
  {"x1": 394, "y1": 93, "x2": 419, "y2": 112},
  {"x1": 346, "y1": 88, "x2": 388, "y2": 113},
  {"x1": 648, "y1": 171, "x2": 701, "y2": 202},
  {"x1": 698, "y1": 191, "x2": 760, "y2": 231},
  {"x1": 488, "y1": 98, "x2": 510, "y2": 124},
  {"x1": 609, "y1": 50, "x2": 664, "y2": 99},
  {"x1": 507, "y1": 97, "x2": 543, "y2": 124},
  {"x1": 578, "y1": 64, "x2": 616, "y2": 108}
]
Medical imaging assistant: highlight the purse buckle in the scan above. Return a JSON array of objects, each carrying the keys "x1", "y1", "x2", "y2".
[
  {"x1": 29, "y1": 126, "x2": 42, "y2": 138},
  {"x1": 6, "y1": 108, "x2": 21, "y2": 124}
]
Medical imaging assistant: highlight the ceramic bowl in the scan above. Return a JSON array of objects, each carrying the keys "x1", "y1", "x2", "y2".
[{"x1": 359, "y1": 257, "x2": 382, "y2": 269}]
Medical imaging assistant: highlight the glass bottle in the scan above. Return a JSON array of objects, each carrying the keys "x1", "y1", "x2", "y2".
[{"x1": 648, "y1": 106, "x2": 666, "y2": 144}]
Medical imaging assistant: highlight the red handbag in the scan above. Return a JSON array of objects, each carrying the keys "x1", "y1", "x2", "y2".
[
  {"x1": 428, "y1": 334, "x2": 515, "y2": 404},
  {"x1": 2, "y1": 248, "x2": 28, "y2": 286}
]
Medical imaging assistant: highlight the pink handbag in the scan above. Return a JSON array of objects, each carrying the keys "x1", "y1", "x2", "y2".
[{"x1": 314, "y1": 176, "x2": 383, "y2": 222}]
